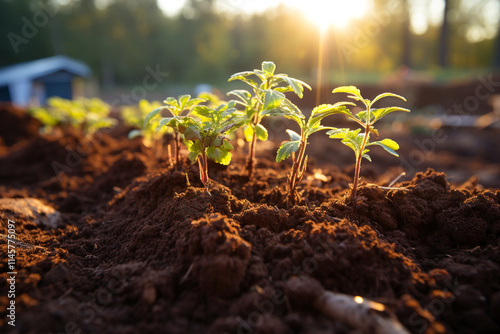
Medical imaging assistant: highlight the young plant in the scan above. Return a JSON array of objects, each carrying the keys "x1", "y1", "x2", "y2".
[
  {"x1": 228, "y1": 61, "x2": 311, "y2": 179},
  {"x1": 327, "y1": 86, "x2": 410, "y2": 202},
  {"x1": 149, "y1": 100, "x2": 242, "y2": 188},
  {"x1": 272, "y1": 100, "x2": 355, "y2": 206},
  {"x1": 122, "y1": 99, "x2": 168, "y2": 158},
  {"x1": 145, "y1": 95, "x2": 205, "y2": 168},
  {"x1": 30, "y1": 97, "x2": 115, "y2": 136}
]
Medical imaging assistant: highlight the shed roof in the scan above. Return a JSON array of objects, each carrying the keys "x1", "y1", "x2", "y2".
[{"x1": 0, "y1": 55, "x2": 91, "y2": 86}]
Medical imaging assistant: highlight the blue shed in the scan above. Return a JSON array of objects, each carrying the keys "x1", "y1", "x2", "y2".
[{"x1": 0, "y1": 55, "x2": 91, "y2": 106}]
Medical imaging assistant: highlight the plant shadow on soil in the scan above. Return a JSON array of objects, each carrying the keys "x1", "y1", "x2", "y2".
[{"x1": 0, "y1": 104, "x2": 499, "y2": 334}]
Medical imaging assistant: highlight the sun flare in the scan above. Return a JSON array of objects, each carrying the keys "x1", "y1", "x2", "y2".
[{"x1": 286, "y1": 0, "x2": 370, "y2": 31}]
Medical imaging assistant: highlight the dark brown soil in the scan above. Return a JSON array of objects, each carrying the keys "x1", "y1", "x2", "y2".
[{"x1": 0, "y1": 104, "x2": 499, "y2": 334}]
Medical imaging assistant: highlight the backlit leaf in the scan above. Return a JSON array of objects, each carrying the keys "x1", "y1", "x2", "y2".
[
  {"x1": 254, "y1": 124, "x2": 268, "y2": 141},
  {"x1": 276, "y1": 140, "x2": 300, "y2": 162},
  {"x1": 263, "y1": 90, "x2": 285, "y2": 110},
  {"x1": 262, "y1": 61, "x2": 276, "y2": 76}
]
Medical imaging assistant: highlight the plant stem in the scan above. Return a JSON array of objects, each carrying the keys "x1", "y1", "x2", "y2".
[
  {"x1": 350, "y1": 126, "x2": 370, "y2": 201},
  {"x1": 174, "y1": 132, "x2": 180, "y2": 169},
  {"x1": 246, "y1": 112, "x2": 259, "y2": 179},
  {"x1": 198, "y1": 150, "x2": 209, "y2": 187},
  {"x1": 288, "y1": 136, "x2": 307, "y2": 206}
]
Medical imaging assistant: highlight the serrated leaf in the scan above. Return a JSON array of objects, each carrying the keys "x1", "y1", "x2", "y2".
[
  {"x1": 332, "y1": 86, "x2": 362, "y2": 99},
  {"x1": 184, "y1": 97, "x2": 205, "y2": 109},
  {"x1": 371, "y1": 92, "x2": 407, "y2": 105},
  {"x1": 326, "y1": 128, "x2": 350, "y2": 139},
  {"x1": 183, "y1": 126, "x2": 201, "y2": 141},
  {"x1": 276, "y1": 140, "x2": 300, "y2": 162},
  {"x1": 228, "y1": 90, "x2": 252, "y2": 105},
  {"x1": 186, "y1": 141, "x2": 202, "y2": 161},
  {"x1": 368, "y1": 138, "x2": 400, "y2": 156},
  {"x1": 221, "y1": 107, "x2": 237, "y2": 118},
  {"x1": 228, "y1": 74, "x2": 259, "y2": 88},
  {"x1": 179, "y1": 94, "x2": 190, "y2": 109},
  {"x1": 281, "y1": 76, "x2": 311, "y2": 98},
  {"x1": 262, "y1": 61, "x2": 276, "y2": 76},
  {"x1": 253, "y1": 70, "x2": 268, "y2": 82},
  {"x1": 158, "y1": 117, "x2": 174, "y2": 128},
  {"x1": 193, "y1": 105, "x2": 212, "y2": 118},
  {"x1": 128, "y1": 129, "x2": 143, "y2": 139},
  {"x1": 243, "y1": 125, "x2": 253, "y2": 142},
  {"x1": 309, "y1": 103, "x2": 353, "y2": 127},
  {"x1": 188, "y1": 151, "x2": 199, "y2": 162},
  {"x1": 372, "y1": 107, "x2": 410, "y2": 122},
  {"x1": 254, "y1": 124, "x2": 268, "y2": 141},
  {"x1": 222, "y1": 140, "x2": 234, "y2": 151},
  {"x1": 207, "y1": 147, "x2": 231, "y2": 165},
  {"x1": 263, "y1": 90, "x2": 285, "y2": 110},
  {"x1": 144, "y1": 108, "x2": 163, "y2": 127},
  {"x1": 286, "y1": 129, "x2": 301, "y2": 141}
]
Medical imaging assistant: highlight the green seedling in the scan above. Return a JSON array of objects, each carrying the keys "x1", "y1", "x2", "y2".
[
  {"x1": 327, "y1": 86, "x2": 410, "y2": 202},
  {"x1": 30, "y1": 97, "x2": 116, "y2": 136},
  {"x1": 148, "y1": 98, "x2": 242, "y2": 188},
  {"x1": 122, "y1": 99, "x2": 168, "y2": 158},
  {"x1": 145, "y1": 95, "x2": 205, "y2": 168},
  {"x1": 272, "y1": 100, "x2": 355, "y2": 206},
  {"x1": 228, "y1": 61, "x2": 311, "y2": 179}
]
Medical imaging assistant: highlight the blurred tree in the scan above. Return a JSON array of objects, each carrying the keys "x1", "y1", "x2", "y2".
[
  {"x1": 401, "y1": 0, "x2": 412, "y2": 67},
  {"x1": 439, "y1": 0, "x2": 450, "y2": 67}
]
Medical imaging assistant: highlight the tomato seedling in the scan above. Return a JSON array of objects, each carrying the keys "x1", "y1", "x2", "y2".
[
  {"x1": 30, "y1": 97, "x2": 116, "y2": 136},
  {"x1": 272, "y1": 100, "x2": 354, "y2": 206},
  {"x1": 327, "y1": 86, "x2": 410, "y2": 202},
  {"x1": 145, "y1": 96, "x2": 243, "y2": 188},
  {"x1": 228, "y1": 61, "x2": 311, "y2": 179},
  {"x1": 145, "y1": 95, "x2": 205, "y2": 168},
  {"x1": 122, "y1": 100, "x2": 169, "y2": 158}
]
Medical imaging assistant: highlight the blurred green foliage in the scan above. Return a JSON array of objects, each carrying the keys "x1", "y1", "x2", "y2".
[{"x1": 1, "y1": 0, "x2": 498, "y2": 87}]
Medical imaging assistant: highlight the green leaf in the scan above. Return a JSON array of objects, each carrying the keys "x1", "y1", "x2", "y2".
[
  {"x1": 228, "y1": 74, "x2": 259, "y2": 88},
  {"x1": 186, "y1": 141, "x2": 202, "y2": 162},
  {"x1": 254, "y1": 124, "x2": 268, "y2": 141},
  {"x1": 262, "y1": 61, "x2": 276, "y2": 76},
  {"x1": 144, "y1": 107, "x2": 162, "y2": 127},
  {"x1": 158, "y1": 117, "x2": 174, "y2": 128},
  {"x1": 222, "y1": 140, "x2": 234, "y2": 151},
  {"x1": 128, "y1": 129, "x2": 143, "y2": 139},
  {"x1": 263, "y1": 90, "x2": 285, "y2": 110},
  {"x1": 184, "y1": 97, "x2": 205, "y2": 109},
  {"x1": 179, "y1": 94, "x2": 190, "y2": 109},
  {"x1": 372, "y1": 107, "x2": 411, "y2": 122},
  {"x1": 276, "y1": 140, "x2": 300, "y2": 162},
  {"x1": 286, "y1": 129, "x2": 301, "y2": 141},
  {"x1": 183, "y1": 126, "x2": 201, "y2": 141},
  {"x1": 243, "y1": 126, "x2": 253, "y2": 142},
  {"x1": 228, "y1": 90, "x2": 252, "y2": 106},
  {"x1": 193, "y1": 105, "x2": 213, "y2": 119},
  {"x1": 309, "y1": 103, "x2": 354, "y2": 127},
  {"x1": 332, "y1": 86, "x2": 362, "y2": 99},
  {"x1": 363, "y1": 154, "x2": 372, "y2": 162},
  {"x1": 368, "y1": 138, "x2": 400, "y2": 156},
  {"x1": 371, "y1": 92, "x2": 407, "y2": 105},
  {"x1": 327, "y1": 128, "x2": 363, "y2": 153},
  {"x1": 207, "y1": 147, "x2": 232, "y2": 165},
  {"x1": 355, "y1": 110, "x2": 369, "y2": 123},
  {"x1": 280, "y1": 76, "x2": 311, "y2": 98},
  {"x1": 326, "y1": 128, "x2": 350, "y2": 139},
  {"x1": 221, "y1": 107, "x2": 237, "y2": 118},
  {"x1": 187, "y1": 151, "x2": 197, "y2": 162}
]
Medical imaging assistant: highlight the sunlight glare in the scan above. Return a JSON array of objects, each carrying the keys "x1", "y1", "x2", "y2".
[{"x1": 285, "y1": 0, "x2": 370, "y2": 31}]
